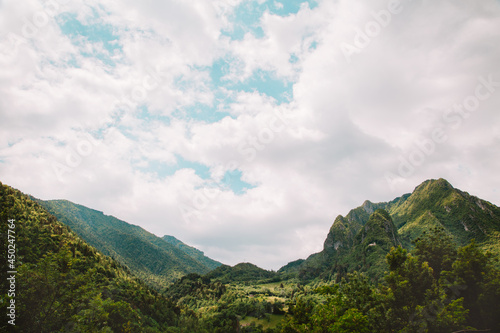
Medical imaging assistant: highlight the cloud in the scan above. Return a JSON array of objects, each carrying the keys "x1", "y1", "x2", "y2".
[{"x1": 1, "y1": 0, "x2": 500, "y2": 270}]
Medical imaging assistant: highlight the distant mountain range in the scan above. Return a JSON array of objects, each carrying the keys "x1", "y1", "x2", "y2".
[
  {"x1": 35, "y1": 199, "x2": 222, "y2": 289},
  {"x1": 16, "y1": 177, "x2": 500, "y2": 286},
  {"x1": 282, "y1": 178, "x2": 500, "y2": 280},
  {"x1": 3, "y1": 177, "x2": 499, "y2": 331}
]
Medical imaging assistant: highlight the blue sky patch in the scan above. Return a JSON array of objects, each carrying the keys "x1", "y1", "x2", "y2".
[
  {"x1": 136, "y1": 155, "x2": 254, "y2": 195},
  {"x1": 221, "y1": 169, "x2": 255, "y2": 195},
  {"x1": 232, "y1": 69, "x2": 293, "y2": 104},
  {"x1": 172, "y1": 103, "x2": 231, "y2": 123},
  {"x1": 289, "y1": 54, "x2": 300, "y2": 64},
  {"x1": 176, "y1": 156, "x2": 211, "y2": 179},
  {"x1": 209, "y1": 58, "x2": 292, "y2": 104},
  {"x1": 137, "y1": 155, "x2": 211, "y2": 180},
  {"x1": 136, "y1": 106, "x2": 171, "y2": 124},
  {"x1": 221, "y1": 1, "x2": 266, "y2": 40},
  {"x1": 56, "y1": 11, "x2": 122, "y2": 66},
  {"x1": 210, "y1": 58, "x2": 233, "y2": 86},
  {"x1": 269, "y1": 0, "x2": 318, "y2": 16},
  {"x1": 221, "y1": 0, "x2": 317, "y2": 40},
  {"x1": 309, "y1": 40, "x2": 318, "y2": 51},
  {"x1": 66, "y1": 55, "x2": 80, "y2": 68}
]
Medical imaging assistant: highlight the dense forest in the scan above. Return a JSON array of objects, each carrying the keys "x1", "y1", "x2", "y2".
[
  {"x1": 35, "y1": 199, "x2": 221, "y2": 289},
  {"x1": 161, "y1": 226, "x2": 500, "y2": 332},
  {"x1": 0, "y1": 182, "x2": 183, "y2": 332},
  {"x1": 1, "y1": 179, "x2": 500, "y2": 332}
]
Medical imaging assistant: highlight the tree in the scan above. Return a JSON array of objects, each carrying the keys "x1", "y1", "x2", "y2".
[
  {"x1": 413, "y1": 227, "x2": 456, "y2": 279},
  {"x1": 385, "y1": 246, "x2": 435, "y2": 331},
  {"x1": 310, "y1": 281, "x2": 373, "y2": 333},
  {"x1": 441, "y1": 240, "x2": 500, "y2": 330}
]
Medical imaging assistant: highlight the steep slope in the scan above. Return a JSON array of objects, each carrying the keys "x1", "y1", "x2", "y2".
[
  {"x1": 347, "y1": 209, "x2": 400, "y2": 275},
  {"x1": 36, "y1": 199, "x2": 218, "y2": 289},
  {"x1": 287, "y1": 178, "x2": 500, "y2": 280},
  {"x1": 322, "y1": 196, "x2": 408, "y2": 255},
  {"x1": 0, "y1": 182, "x2": 181, "y2": 332},
  {"x1": 297, "y1": 209, "x2": 400, "y2": 280},
  {"x1": 388, "y1": 178, "x2": 500, "y2": 247},
  {"x1": 162, "y1": 235, "x2": 221, "y2": 271}
]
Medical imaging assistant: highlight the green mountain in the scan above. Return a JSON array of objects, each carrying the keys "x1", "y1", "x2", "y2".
[
  {"x1": 0, "y1": 182, "x2": 182, "y2": 332},
  {"x1": 2, "y1": 178, "x2": 499, "y2": 332},
  {"x1": 287, "y1": 178, "x2": 500, "y2": 280},
  {"x1": 35, "y1": 199, "x2": 220, "y2": 289},
  {"x1": 162, "y1": 235, "x2": 221, "y2": 271},
  {"x1": 390, "y1": 178, "x2": 500, "y2": 247},
  {"x1": 277, "y1": 259, "x2": 305, "y2": 275},
  {"x1": 206, "y1": 262, "x2": 278, "y2": 284}
]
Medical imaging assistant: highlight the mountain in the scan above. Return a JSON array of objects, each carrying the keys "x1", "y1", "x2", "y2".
[
  {"x1": 162, "y1": 235, "x2": 221, "y2": 271},
  {"x1": 277, "y1": 259, "x2": 305, "y2": 275},
  {"x1": 206, "y1": 262, "x2": 278, "y2": 284},
  {"x1": 3, "y1": 178, "x2": 499, "y2": 332},
  {"x1": 0, "y1": 181, "x2": 182, "y2": 332},
  {"x1": 389, "y1": 178, "x2": 500, "y2": 247},
  {"x1": 286, "y1": 178, "x2": 500, "y2": 280},
  {"x1": 35, "y1": 199, "x2": 221, "y2": 289}
]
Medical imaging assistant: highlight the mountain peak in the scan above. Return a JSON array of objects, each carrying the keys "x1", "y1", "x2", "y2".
[
  {"x1": 362, "y1": 200, "x2": 375, "y2": 214},
  {"x1": 413, "y1": 178, "x2": 454, "y2": 193},
  {"x1": 292, "y1": 178, "x2": 500, "y2": 281},
  {"x1": 360, "y1": 209, "x2": 399, "y2": 247}
]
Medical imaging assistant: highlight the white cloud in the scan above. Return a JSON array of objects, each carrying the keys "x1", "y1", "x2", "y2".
[{"x1": 1, "y1": 0, "x2": 500, "y2": 270}]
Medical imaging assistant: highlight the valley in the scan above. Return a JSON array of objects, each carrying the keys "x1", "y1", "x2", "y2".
[{"x1": 1, "y1": 178, "x2": 500, "y2": 332}]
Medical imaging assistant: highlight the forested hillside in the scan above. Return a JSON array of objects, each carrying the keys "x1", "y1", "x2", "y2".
[
  {"x1": 277, "y1": 228, "x2": 500, "y2": 332},
  {"x1": 289, "y1": 179, "x2": 500, "y2": 281},
  {"x1": 0, "y1": 182, "x2": 181, "y2": 332},
  {"x1": 2, "y1": 179, "x2": 500, "y2": 332},
  {"x1": 36, "y1": 199, "x2": 220, "y2": 289},
  {"x1": 206, "y1": 262, "x2": 278, "y2": 284}
]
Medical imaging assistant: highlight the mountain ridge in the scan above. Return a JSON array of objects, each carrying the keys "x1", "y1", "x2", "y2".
[
  {"x1": 35, "y1": 199, "x2": 222, "y2": 289},
  {"x1": 162, "y1": 234, "x2": 222, "y2": 271},
  {"x1": 0, "y1": 182, "x2": 183, "y2": 332},
  {"x1": 283, "y1": 178, "x2": 500, "y2": 280},
  {"x1": 3, "y1": 178, "x2": 500, "y2": 332},
  {"x1": 16, "y1": 177, "x2": 500, "y2": 284}
]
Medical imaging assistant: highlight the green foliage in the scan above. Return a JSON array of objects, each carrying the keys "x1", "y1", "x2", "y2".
[
  {"x1": 163, "y1": 272, "x2": 290, "y2": 332},
  {"x1": 390, "y1": 178, "x2": 500, "y2": 247},
  {"x1": 385, "y1": 246, "x2": 441, "y2": 331},
  {"x1": 165, "y1": 273, "x2": 226, "y2": 306},
  {"x1": 287, "y1": 178, "x2": 500, "y2": 284},
  {"x1": 207, "y1": 263, "x2": 278, "y2": 284},
  {"x1": 2, "y1": 178, "x2": 500, "y2": 332},
  {"x1": 413, "y1": 226, "x2": 456, "y2": 279},
  {"x1": 279, "y1": 239, "x2": 500, "y2": 332},
  {"x1": 440, "y1": 239, "x2": 500, "y2": 331},
  {"x1": 277, "y1": 259, "x2": 305, "y2": 277},
  {"x1": 313, "y1": 273, "x2": 386, "y2": 332},
  {"x1": 478, "y1": 268, "x2": 500, "y2": 331},
  {"x1": 296, "y1": 209, "x2": 400, "y2": 282},
  {"x1": 0, "y1": 182, "x2": 181, "y2": 332}
]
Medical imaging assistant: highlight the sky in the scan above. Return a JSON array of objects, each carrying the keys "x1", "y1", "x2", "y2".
[{"x1": 1, "y1": 0, "x2": 500, "y2": 270}]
